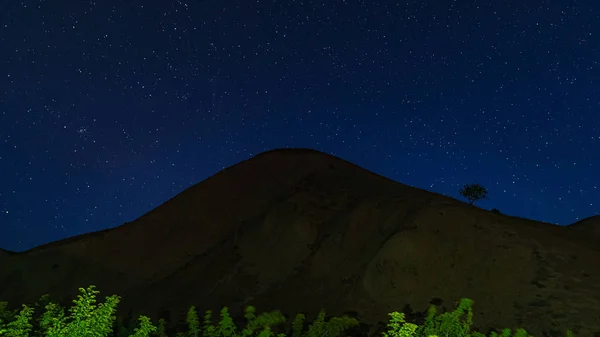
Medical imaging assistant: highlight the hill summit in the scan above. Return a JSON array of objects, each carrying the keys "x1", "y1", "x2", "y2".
[{"x1": 0, "y1": 148, "x2": 599, "y2": 337}]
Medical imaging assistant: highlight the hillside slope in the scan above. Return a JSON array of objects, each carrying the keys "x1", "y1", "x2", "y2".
[
  {"x1": 0, "y1": 148, "x2": 598, "y2": 337},
  {"x1": 566, "y1": 215, "x2": 600, "y2": 242}
]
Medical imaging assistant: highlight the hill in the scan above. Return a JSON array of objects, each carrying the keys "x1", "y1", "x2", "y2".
[
  {"x1": 566, "y1": 215, "x2": 600, "y2": 241},
  {"x1": 0, "y1": 148, "x2": 598, "y2": 337}
]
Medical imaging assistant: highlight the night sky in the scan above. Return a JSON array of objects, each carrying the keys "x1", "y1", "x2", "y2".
[{"x1": 1, "y1": 1, "x2": 599, "y2": 252}]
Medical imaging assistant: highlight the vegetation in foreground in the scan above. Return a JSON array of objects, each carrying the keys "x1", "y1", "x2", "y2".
[{"x1": 0, "y1": 285, "x2": 575, "y2": 337}]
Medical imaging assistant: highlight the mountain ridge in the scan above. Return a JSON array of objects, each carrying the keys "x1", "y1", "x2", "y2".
[{"x1": 2, "y1": 147, "x2": 570, "y2": 255}]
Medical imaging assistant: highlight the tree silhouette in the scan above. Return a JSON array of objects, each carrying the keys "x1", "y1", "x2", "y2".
[{"x1": 459, "y1": 183, "x2": 488, "y2": 205}]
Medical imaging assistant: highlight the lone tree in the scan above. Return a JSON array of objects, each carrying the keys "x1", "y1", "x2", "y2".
[{"x1": 459, "y1": 183, "x2": 488, "y2": 205}]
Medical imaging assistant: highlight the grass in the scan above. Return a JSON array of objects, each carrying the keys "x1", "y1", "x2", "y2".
[{"x1": 0, "y1": 285, "x2": 575, "y2": 337}]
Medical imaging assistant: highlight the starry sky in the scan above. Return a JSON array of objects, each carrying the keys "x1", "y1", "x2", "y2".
[{"x1": 1, "y1": 1, "x2": 599, "y2": 252}]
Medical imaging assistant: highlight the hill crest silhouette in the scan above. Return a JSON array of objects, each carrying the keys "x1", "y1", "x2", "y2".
[{"x1": 0, "y1": 147, "x2": 599, "y2": 337}]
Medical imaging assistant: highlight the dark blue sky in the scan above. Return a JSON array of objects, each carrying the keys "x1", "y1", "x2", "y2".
[{"x1": 1, "y1": 1, "x2": 598, "y2": 252}]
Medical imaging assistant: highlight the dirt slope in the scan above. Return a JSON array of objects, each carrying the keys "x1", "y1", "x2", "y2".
[
  {"x1": 566, "y1": 215, "x2": 600, "y2": 243},
  {"x1": 0, "y1": 148, "x2": 598, "y2": 337}
]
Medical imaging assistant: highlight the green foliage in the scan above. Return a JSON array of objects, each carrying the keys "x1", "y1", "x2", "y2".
[
  {"x1": 288, "y1": 309, "x2": 358, "y2": 337},
  {"x1": 305, "y1": 310, "x2": 326, "y2": 337},
  {"x1": 39, "y1": 302, "x2": 67, "y2": 337},
  {"x1": 186, "y1": 306, "x2": 200, "y2": 337},
  {"x1": 0, "y1": 284, "x2": 579, "y2": 337},
  {"x1": 240, "y1": 306, "x2": 285, "y2": 337},
  {"x1": 202, "y1": 310, "x2": 218, "y2": 337},
  {"x1": 322, "y1": 315, "x2": 360, "y2": 337},
  {"x1": 217, "y1": 307, "x2": 237, "y2": 337},
  {"x1": 415, "y1": 298, "x2": 477, "y2": 337},
  {"x1": 128, "y1": 316, "x2": 157, "y2": 337},
  {"x1": 0, "y1": 301, "x2": 17, "y2": 328},
  {"x1": 5, "y1": 304, "x2": 34, "y2": 337},
  {"x1": 485, "y1": 327, "x2": 534, "y2": 337},
  {"x1": 382, "y1": 311, "x2": 418, "y2": 337},
  {"x1": 29, "y1": 294, "x2": 55, "y2": 337},
  {"x1": 459, "y1": 183, "x2": 488, "y2": 205},
  {"x1": 1, "y1": 286, "x2": 126, "y2": 337},
  {"x1": 191, "y1": 305, "x2": 285, "y2": 337},
  {"x1": 240, "y1": 306, "x2": 258, "y2": 337},
  {"x1": 44, "y1": 285, "x2": 120, "y2": 337},
  {"x1": 154, "y1": 318, "x2": 168, "y2": 337},
  {"x1": 290, "y1": 314, "x2": 304, "y2": 337}
]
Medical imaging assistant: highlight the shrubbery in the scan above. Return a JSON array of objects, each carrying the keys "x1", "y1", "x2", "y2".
[
  {"x1": 459, "y1": 184, "x2": 488, "y2": 205},
  {"x1": 0, "y1": 285, "x2": 574, "y2": 337}
]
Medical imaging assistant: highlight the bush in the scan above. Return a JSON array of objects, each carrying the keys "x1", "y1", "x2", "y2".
[{"x1": 0, "y1": 285, "x2": 577, "y2": 337}]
